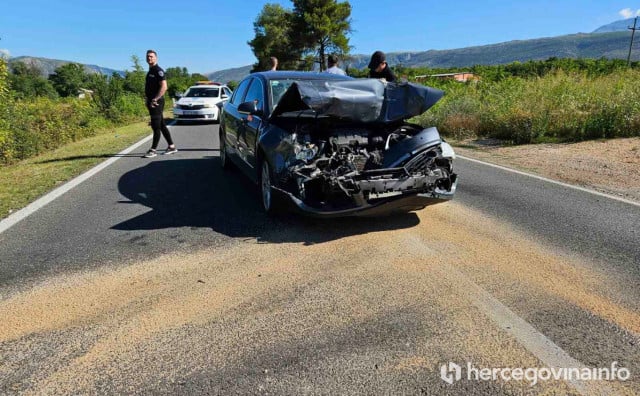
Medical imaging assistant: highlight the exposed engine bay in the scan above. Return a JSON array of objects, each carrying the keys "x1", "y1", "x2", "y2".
[{"x1": 276, "y1": 121, "x2": 456, "y2": 209}]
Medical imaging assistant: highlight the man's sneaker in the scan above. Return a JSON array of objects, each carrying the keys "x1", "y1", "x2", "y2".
[
  {"x1": 143, "y1": 149, "x2": 157, "y2": 158},
  {"x1": 163, "y1": 147, "x2": 178, "y2": 155}
]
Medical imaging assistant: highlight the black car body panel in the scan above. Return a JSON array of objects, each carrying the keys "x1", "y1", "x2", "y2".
[{"x1": 220, "y1": 71, "x2": 457, "y2": 217}]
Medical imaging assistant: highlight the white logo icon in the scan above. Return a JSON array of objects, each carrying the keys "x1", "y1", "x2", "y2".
[{"x1": 441, "y1": 362, "x2": 462, "y2": 384}]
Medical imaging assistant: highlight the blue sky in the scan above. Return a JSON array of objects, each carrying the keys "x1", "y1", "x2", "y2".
[{"x1": 0, "y1": 1, "x2": 637, "y2": 74}]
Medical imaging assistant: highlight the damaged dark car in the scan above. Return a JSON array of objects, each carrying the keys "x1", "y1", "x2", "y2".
[{"x1": 219, "y1": 71, "x2": 457, "y2": 217}]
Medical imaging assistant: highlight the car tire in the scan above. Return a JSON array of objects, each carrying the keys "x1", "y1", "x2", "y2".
[
  {"x1": 220, "y1": 130, "x2": 231, "y2": 170},
  {"x1": 259, "y1": 157, "x2": 279, "y2": 215}
]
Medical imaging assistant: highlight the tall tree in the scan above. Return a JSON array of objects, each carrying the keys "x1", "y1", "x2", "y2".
[
  {"x1": 123, "y1": 55, "x2": 146, "y2": 96},
  {"x1": 48, "y1": 63, "x2": 89, "y2": 97},
  {"x1": 292, "y1": 0, "x2": 351, "y2": 71},
  {"x1": 248, "y1": 3, "x2": 303, "y2": 72}
]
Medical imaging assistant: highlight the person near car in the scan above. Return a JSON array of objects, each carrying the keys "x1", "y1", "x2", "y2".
[
  {"x1": 325, "y1": 54, "x2": 346, "y2": 75},
  {"x1": 144, "y1": 49, "x2": 177, "y2": 158},
  {"x1": 368, "y1": 50, "x2": 396, "y2": 82},
  {"x1": 269, "y1": 56, "x2": 278, "y2": 71}
]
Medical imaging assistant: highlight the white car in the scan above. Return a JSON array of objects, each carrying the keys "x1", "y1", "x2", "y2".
[{"x1": 173, "y1": 82, "x2": 232, "y2": 123}]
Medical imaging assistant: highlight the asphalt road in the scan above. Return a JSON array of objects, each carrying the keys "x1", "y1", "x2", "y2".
[{"x1": 0, "y1": 123, "x2": 638, "y2": 395}]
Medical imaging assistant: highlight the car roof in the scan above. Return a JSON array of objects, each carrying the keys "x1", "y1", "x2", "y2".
[
  {"x1": 249, "y1": 71, "x2": 353, "y2": 82},
  {"x1": 189, "y1": 84, "x2": 226, "y2": 88}
]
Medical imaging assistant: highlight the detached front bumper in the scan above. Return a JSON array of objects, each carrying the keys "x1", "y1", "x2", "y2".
[{"x1": 275, "y1": 174, "x2": 457, "y2": 218}]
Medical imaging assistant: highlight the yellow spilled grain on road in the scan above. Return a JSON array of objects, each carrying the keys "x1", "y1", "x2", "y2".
[
  {"x1": 408, "y1": 203, "x2": 640, "y2": 336},
  {"x1": 0, "y1": 202, "x2": 635, "y2": 394}
]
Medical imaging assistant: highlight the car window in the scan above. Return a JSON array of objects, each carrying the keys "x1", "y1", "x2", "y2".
[
  {"x1": 244, "y1": 79, "x2": 264, "y2": 110},
  {"x1": 223, "y1": 87, "x2": 232, "y2": 97},
  {"x1": 184, "y1": 87, "x2": 219, "y2": 98},
  {"x1": 230, "y1": 79, "x2": 251, "y2": 105},
  {"x1": 269, "y1": 80, "x2": 297, "y2": 111}
]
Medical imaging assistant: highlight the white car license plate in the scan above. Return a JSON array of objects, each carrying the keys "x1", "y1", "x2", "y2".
[{"x1": 184, "y1": 110, "x2": 198, "y2": 115}]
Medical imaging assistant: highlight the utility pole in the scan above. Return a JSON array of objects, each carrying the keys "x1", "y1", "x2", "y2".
[{"x1": 627, "y1": 17, "x2": 639, "y2": 66}]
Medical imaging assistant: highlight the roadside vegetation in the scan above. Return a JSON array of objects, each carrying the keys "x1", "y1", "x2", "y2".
[
  {"x1": 0, "y1": 55, "x2": 204, "y2": 219},
  {"x1": 403, "y1": 58, "x2": 640, "y2": 144},
  {"x1": 0, "y1": 56, "x2": 207, "y2": 165}
]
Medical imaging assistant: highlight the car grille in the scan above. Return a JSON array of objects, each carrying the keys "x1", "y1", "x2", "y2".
[
  {"x1": 179, "y1": 104, "x2": 205, "y2": 110},
  {"x1": 403, "y1": 148, "x2": 438, "y2": 173},
  {"x1": 178, "y1": 114, "x2": 209, "y2": 119}
]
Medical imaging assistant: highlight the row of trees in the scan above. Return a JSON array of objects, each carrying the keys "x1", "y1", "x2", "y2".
[
  {"x1": 8, "y1": 56, "x2": 208, "y2": 106},
  {"x1": 248, "y1": 0, "x2": 352, "y2": 72}
]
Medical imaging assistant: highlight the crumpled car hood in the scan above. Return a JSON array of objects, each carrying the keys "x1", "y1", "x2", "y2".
[{"x1": 270, "y1": 79, "x2": 444, "y2": 123}]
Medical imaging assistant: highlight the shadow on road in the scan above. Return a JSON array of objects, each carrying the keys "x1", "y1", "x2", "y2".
[{"x1": 113, "y1": 157, "x2": 420, "y2": 244}]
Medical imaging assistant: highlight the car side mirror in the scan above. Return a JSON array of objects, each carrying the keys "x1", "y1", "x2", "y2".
[
  {"x1": 238, "y1": 100, "x2": 263, "y2": 117},
  {"x1": 221, "y1": 94, "x2": 228, "y2": 99},
  {"x1": 175, "y1": 93, "x2": 183, "y2": 99}
]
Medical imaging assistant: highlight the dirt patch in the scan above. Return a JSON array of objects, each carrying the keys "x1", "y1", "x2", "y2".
[{"x1": 453, "y1": 138, "x2": 640, "y2": 202}]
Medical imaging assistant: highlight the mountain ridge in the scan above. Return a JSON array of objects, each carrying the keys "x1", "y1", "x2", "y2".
[
  {"x1": 7, "y1": 56, "x2": 123, "y2": 78},
  {"x1": 207, "y1": 30, "x2": 636, "y2": 82}
]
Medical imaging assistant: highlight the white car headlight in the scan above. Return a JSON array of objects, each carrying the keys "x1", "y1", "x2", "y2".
[
  {"x1": 440, "y1": 142, "x2": 456, "y2": 160},
  {"x1": 203, "y1": 103, "x2": 213, "y2": 108}
]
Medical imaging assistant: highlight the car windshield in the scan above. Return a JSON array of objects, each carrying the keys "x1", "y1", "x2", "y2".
[
  {"x1": 184, "y1": 87, "x2": 219, "y2": 98},
  {"x1": 269, "y1": 79, "x2": 333, "y2": 112}
]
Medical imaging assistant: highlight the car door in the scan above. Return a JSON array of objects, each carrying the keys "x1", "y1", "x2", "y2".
[
  {"x1": 238, "y1": 78, "x2": 265, "y2": 170},
  {"x1": 222, "y1": 78, "x2": 251, "y2": 161}
]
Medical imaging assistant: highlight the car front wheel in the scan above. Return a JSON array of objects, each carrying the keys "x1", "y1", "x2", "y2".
[
  {"x1": 220, "y1": 130, "x2": 231, "y2": 170},
  {"x1": 259, "y1": 158, "x2": 278, "y2": 215}
]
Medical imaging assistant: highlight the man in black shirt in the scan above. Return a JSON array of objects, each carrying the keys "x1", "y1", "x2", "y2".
[
  {"x1": 368, "y1": 50, "x2": 396, "y2": 82},
  {"x1": 144, "y1": 49, "x2": 177, "y2": 158}
]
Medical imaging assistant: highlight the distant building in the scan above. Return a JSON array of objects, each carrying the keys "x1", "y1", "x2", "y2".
[
  {"x1": 77, "y1": 88, "x2": 93, "y2": 99},
  {"x1": 415, "y1": 72, "x2": 477, "y2": 83}
]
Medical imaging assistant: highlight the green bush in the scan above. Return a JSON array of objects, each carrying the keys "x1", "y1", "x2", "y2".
[
  {"x1": 413, "y1": 68, "x2": 640, "y2": 143},
  {"x1": 0, "y1": 129, "x2": 14, "y2": 163},
  {"x1": 1, "y1": 97, "x2": 112, "y2": 163},
  {"x1": 0, "y1": 92, "x2": 150, "y2": 165},
  {"x1": 115, "y1": 93, "x2": 147, "y2": 119}
]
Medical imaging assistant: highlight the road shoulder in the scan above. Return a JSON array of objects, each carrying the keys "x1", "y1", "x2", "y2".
[{"x1": 452, "y1": 137, "x2": 640, "y2": 203}]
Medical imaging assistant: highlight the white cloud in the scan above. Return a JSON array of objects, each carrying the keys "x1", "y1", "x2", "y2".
[
  {"x1": 619, "y1": 8, "x2": 640, "y2": 18},
  {"x1": 0, "y1": 49, "x2": 9, "y2": 59}
]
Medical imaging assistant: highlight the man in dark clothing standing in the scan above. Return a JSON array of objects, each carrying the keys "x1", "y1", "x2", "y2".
[
  {"x1": 368, "y1": 50, "x2": 396, "y2": 82},
  {"x1": 144, "y1": 49, "x2": 177, "y2": 158},
  {"x1": 269, "y1": 56, "x2": 278, "y2": 71}
]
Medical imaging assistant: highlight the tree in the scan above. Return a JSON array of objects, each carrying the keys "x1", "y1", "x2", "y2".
[
  {"x1": 48, "y1": 63, "x2": 89, "y2": 97},
  {"x1": 0, "y1": 58, "x2": 11, "y2": 163},
  {"x1": 123, "y1": 55, "x2": 146, "y2": 96},
  {"x1": 87, "y1": 72, "x2": 124, "y2": 120},
  {"x1": 0, "y1": 58, "x2": 8, "y2": 101},
  {"x1": 8, "y1": 62, "x2": 57, "y2": 99},
  {"x1": 226, "y1": 80, "x2": 239, "y2": 91},
  {"x1": 291, "y1": 0, "x2": 351, "y2": 71},
  {"x1": 248, "y1": 3, "x2": 303, "y2": 71}
]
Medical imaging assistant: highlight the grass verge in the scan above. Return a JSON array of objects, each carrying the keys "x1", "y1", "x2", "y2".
[{"x1": 0, "y1": 121, "x2": 151, "y2": 220}]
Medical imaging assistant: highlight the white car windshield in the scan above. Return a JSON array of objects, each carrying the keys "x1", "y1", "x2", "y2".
[{"x1": 184, "y1": 87, "x2": 219, "y2": 98}]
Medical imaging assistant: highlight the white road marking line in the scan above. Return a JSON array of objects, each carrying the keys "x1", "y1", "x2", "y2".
[
  {"x1": 404, "y1": 234, "x2": 615, "y2": 396},
  {"x1": 0, "y1": 133, "x2": 154, "y2": 235},
  {"x1": 458, "y1": 155, "x2": 640, "y2": 208}
]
